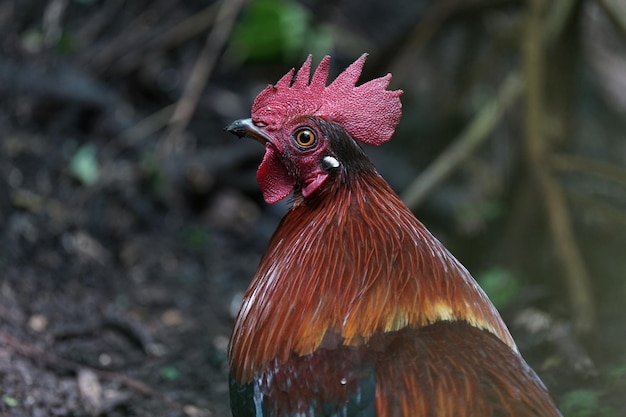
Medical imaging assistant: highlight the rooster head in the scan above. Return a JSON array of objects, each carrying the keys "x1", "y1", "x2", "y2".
[{"x1": 226, "y1": 54, "x2": 403, "y2": 204}]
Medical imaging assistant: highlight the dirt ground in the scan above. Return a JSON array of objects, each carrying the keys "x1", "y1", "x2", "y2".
[{"x1": 1, "y1": 1, "x2": 626, "y2": 416}]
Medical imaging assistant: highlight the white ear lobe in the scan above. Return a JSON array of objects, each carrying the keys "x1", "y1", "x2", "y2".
[{"x1": 322, "y1": 155, "x2": 340, "y2": 170}]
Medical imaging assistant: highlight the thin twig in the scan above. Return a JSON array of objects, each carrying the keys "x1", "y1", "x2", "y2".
[
  {"x1": 112, "y1": 3, "x2": 221, "y2": 75},
  {"x1": 567, "y1": 189, "x2": 626, "y2": 228},
  {"x1": 523, "y1": 0, "x2": 544, "y2": 165},
  {"x1": 401, "y1": 0, "x2": 579, "y2": 210},
  {"x1": 120, "y1": 103, "x2": 177, "y2": 146},
  {"x1": 81, "y1": 0, "x2": 179, "y2": 72},
  {"x1": 389, "y1": 0, "x2": 521, "y2": 84},
  {"x1": 74, "y1": 0, "x2": 125, "y2": 47},
  {"x1": 151, "y1": 3, "x2": 220, "y2": 52},
  {"x1": 111, "y1": 4, "x2": 224, "y2": 147},
  {"x1": 597, "y1": 0, "x2": 626, "y2": 39},
  {"x1": 551, "y1": 153, "x2": 626, "y2": 189},
  {"x1": 534, "y1": 173, "x2": 595, "y2": 334},
  {"x1": 42, "y1": 0, "x2": 69, "y2": 47},
  {"x1": 543, "y1": 0, "x2": 581, "y2": 45},
  {"x1": 401, "y1": 72, "x2": 523, "y2": 210},
  {"x1": 524, "y1": 0, "x2": 594, "y2": 334},
  {"x1": 158, "y1": 0, "x2": 246, "y2": 158},
  {"x1": 389, "y1": 1, "x2": 456, "y2": 85}
]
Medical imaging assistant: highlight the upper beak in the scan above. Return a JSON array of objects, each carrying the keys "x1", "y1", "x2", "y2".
[{"x1": 225, "y1": 118, "x2": 272, "y2": 144}]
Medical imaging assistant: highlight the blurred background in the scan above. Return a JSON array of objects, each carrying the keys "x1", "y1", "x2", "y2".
[{"x1": 1, "y1": 0, "x2": 625, "y2": 416}]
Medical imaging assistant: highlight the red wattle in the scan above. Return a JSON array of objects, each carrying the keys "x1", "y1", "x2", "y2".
[{"x1": 257, "y1": 143, "x2": 295, "y2": 204}]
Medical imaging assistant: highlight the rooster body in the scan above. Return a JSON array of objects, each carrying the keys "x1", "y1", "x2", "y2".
[{"x1": 227, "y1": 55, "x2": 561, "y2": 417}]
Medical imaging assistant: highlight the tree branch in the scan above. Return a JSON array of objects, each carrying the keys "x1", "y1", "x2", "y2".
[
  {"x1": 597, "y1": 0, "x2": 626, "y2": 39},
  {"x1": 157, "y1": 0, "x2": 246, "y2": 158},
  {"x1": 524, "y1": 0, "x2": 594, "y2": 334},
  {"x1": 551, "y1": 153, "x2": 626, "y2": 189},
  {"x1": 401, "y1": 72, "x2": 523, "y2": 210}
]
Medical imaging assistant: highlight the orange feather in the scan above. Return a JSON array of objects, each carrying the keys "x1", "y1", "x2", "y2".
[{"x1": 229, "y1": 170, "x2": 516, "y2": 384}]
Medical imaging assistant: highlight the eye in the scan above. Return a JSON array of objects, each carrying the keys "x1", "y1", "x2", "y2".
[{"x1": 293, "y1": 128, "x2": 317, "y2": 149}]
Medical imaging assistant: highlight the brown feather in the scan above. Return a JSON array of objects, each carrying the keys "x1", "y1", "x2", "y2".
[
  {"x1": 374, "y1": 322, "x2": 561, "y2": 417},
  {"x1": 240, "y1": 322, "x2": 560, "y2": 417},
  {"x1": 229, "y1": 170, "x2": 516, "y2": 383}
]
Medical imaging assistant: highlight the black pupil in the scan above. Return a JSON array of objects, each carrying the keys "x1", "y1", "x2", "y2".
[{"x1": 298, "y1": 130, "x2": 313, "y2": 146}]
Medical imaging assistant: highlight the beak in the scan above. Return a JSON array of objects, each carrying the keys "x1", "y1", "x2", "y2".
[{"x1": 225, "y1": 118, "x2": 272, "y2": 144}]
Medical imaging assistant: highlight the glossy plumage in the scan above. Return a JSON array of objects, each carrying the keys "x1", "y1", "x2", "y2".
[
  {"x1": 227, "y1": 55, "x2": 562, "y2": 417},
  {"x1": 232, "y1": 323, "x2": 559, "y2": 417}
]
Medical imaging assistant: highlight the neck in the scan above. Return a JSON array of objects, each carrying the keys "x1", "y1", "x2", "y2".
[{"x1": 229, "y1": 170, "x2": 515, "y2": 383}]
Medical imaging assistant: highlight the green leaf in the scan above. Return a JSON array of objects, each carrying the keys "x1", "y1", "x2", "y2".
[
  {"x1": 69, "y1": 144, "x2": 99, "y2": 186},
  {"x1": 232, "y1": 0, "x2": 332, "y2": 63},
  {"x1": 140, "y1": 153, "x2": 167, "y2": 197},
  {"x1": 182, "y1": 226, "x2": 212, "y2": 250},
  {"x1": 159, "y1": 366, "x2": 180, "y2": 381},
  {"x1": 56, "y1": 31, "x2": 76, "y2": 54},
  {"x1": 2, "y1": 395, "x2": 18, "y2": 407},
  {"x1": 476, "y1": 267, "x2": 520, "y2": 309}
]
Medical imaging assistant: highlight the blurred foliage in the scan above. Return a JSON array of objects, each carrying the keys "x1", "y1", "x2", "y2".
[
  {"x1": 182, "y1": 225, "x2": 213, "y2": 250},
  {"x1": 69, "y1": 144, "x2": 100, "y2": 186},
  {"x1": 159, "y1": 366, "x2": 181, "y2": 381},
  {"x1": 607, "y1": 362, "x2": 626, "y2": 380},
  {"x1": 1, "y1": 395, "x2": 18, "y2": 408},
  {"x1": 20, "y1": 27, "x2": 75, "y2": 54},
  {"x1": 476, "y1": 267, "x2": 521, "y2": 309},
  {"x1": 231, "y1": 0, "x2": 333, "y2": 63},
  {"x1": 455, "y1": 197, "x2": 505, "y2": 234},
  {"x1": 140, "y1": 154, "x2": 168, "y2": 197},
  {"x1": 559, "y1": 389, "x2": 618, "y2": 417},
  {"x1": 55, "y1": 32, "x2": 76, "y2": 54}
]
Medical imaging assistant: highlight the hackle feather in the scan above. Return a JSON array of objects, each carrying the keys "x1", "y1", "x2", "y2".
[{"x1": 229, "y1": 171, "x2": 515, "y2": 383}]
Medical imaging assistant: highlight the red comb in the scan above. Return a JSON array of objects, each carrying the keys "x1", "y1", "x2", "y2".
[{"x1": 251, "y1": 54, "x2": 403, "y2": 146}]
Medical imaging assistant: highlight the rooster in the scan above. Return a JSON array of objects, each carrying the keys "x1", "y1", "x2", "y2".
[{"x1": 226, "y1": 54, "x2": 562, "y2": 417}]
